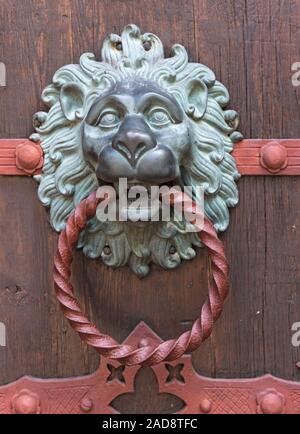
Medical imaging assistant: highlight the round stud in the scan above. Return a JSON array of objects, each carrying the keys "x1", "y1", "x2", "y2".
[
  {"x1": 80, "y1": 397, "x2": 93, "y2": 413},
  {"x1": 138, "y1": 338, "x2": 150, "y2": 348},
  {"x1": 11, "y1": 390, "x2": 40, "y2": 414},
  {"x1": 16, "y1": 142, "x2": 43, "y2": 175},
  {"x1": 257, "y1": 389, "x2": 285, "y2": 414},
  {"x1": 199, "y1": 398, "x2": 212, "y2": 413},
  {"x1": 260, "y1": 141, "x2": 287, "y2": 174}
]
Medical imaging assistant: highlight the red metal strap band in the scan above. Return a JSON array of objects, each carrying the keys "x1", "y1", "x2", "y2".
[{"x1": 1, "y1": 138, "x2": 300, "y2": 176}]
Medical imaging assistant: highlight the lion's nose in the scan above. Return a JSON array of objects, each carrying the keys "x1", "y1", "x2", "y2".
[
  {"x1": 112, "y1": 116, "x2": 156, "y2": 165},
  {"x1": 115, "y1": 132, "x2": 152, "y2": 162}
]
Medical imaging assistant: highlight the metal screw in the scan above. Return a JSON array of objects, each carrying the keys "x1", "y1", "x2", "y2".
[
  {"x1": 169, "y1": 245, "x2": 176, "y2": 255},
  {"x1": 143, "y1": 41, "x2": 151, "y2": 51},
  {"x1": 103, "y1": 245, "x2": 111, "y2": 255},
  {"x1": 80, "y1": 397, "x2": 93, "y2": 413}
]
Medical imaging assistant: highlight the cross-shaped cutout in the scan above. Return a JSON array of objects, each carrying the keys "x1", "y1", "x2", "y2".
[
  {"x1": 165, "y1": 363, "x2": 185, "y2": 384},
  {"x1": 106, "y1": 364, "x2": 126, "y2": 384},
  {"x1": 110, "y1": 367, "x2": 185, "y2": 413}
]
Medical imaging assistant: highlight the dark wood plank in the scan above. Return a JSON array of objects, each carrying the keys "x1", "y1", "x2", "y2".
[
  {"x1": 264, "y1": 176, "x2": 300, "y2": 378},
  {"x1": 0, "y1": 0, "x2": 207, "y2": 414},
  {"x1": 1, "y1": 0, "x2": 300, "y2": 415},
  {"x1": 192, "y1": 0, "x2": 300, "y2": 380}
]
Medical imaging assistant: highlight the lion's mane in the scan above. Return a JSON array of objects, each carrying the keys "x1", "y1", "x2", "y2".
[{"x1": 33, "y1": 24, "x2": 242, "y2": 277}]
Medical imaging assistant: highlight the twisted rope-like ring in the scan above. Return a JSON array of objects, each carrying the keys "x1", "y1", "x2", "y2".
[{"x1": 54, "y1": 190, "x2": 229, "y2": 366}]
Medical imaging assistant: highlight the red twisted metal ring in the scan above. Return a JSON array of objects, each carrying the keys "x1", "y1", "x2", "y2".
[{"x1": 53, "y1": 190, "x2": 229, "y2": 366}]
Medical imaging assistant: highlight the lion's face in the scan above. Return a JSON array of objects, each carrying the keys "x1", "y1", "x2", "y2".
[
  {"x1": 33, "y1": 24, "x2": 242, "y2": 277},
  {"x1": 82, "y1": 79, "x2": 189, "y2": 189}
]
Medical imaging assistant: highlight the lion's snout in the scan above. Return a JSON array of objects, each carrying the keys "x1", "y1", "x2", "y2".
[
  {"x1": 96, "y1": 143, "x2": 178, "y2": 185},
  {"x1": 112, "y1": 115, "x2": 156, "y2": 166},
  {"x1": 94, "y1": 114, "x2": 179, "y2": 185}
]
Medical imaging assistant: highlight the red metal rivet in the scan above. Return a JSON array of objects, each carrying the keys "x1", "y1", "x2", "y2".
[
  {"x1": 138, "y1": 338, "x2": 150, "y2": 348},
  {"x1": 15, "y1": 142, "x2": 43, "y2": 175},
  {"x1": 11, "y1": 389, "x2": 40, "y2": 414},
  {"x1": 260, "y1": 141, "x2": 287, "y2": 173},
  {"x1": 80, "y1": 397, "x2": 93, "y2": 413},
  {"x1": 199, "y1": 398, "x2": 212, "y2": 413},
  {"x1": 257, "y1": 389, "x2": 285, "y2": 414}
]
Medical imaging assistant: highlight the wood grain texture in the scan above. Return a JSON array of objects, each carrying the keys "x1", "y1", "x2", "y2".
[{"x1": 1, "y1": 0, "x2": 300, "y2": 413}]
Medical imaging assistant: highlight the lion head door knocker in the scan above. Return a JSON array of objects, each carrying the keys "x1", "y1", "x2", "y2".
[{"x1": 32, "y1": 25, "x2": 242, "y2": 365}]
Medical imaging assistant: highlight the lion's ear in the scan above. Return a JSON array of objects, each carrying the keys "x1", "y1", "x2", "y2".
[
  {"x1": 60, "y1": 83, "x2": 85, "y2": 121},
  {"x1": 185, "y1": 79, "x2": 208, "y2": 120}
]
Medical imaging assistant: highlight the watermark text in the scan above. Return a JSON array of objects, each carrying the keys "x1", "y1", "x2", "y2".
[
  {"x1": 0, "y1": 322, "x2": 6, "y2": 347},
  {"x1": 291, "y1": 62, "x2": 300, "y2": 87},
  {"x1": 291, "y1": 322, "x2": 300, "y2": 347},
  {"x1": 96, "y1": 179, "x2": 204, "y2": 232},
  {"x1": 0, "y1": 62, "x2": 6, "y2": 87}
]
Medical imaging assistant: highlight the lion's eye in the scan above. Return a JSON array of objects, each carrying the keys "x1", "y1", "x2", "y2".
[
  {"x1": 97, "y1": 111, "x2": 120, "y2": 129},
  {"x1": 147, "y1": 108, "x2": 172, "y2": 127}
]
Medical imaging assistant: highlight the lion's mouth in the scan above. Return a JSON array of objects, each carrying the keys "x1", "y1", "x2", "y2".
[
  {"x1": 113, "y1": 180, "x2": 161, "y2": 223},
  {"x1": 95, "y1": 179, "x2": 176, "y2": 223}
]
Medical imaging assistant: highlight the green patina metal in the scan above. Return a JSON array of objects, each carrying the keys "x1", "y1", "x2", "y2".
[{"x1": 32, "y1": 24, "x2": 242, "y2": 277}]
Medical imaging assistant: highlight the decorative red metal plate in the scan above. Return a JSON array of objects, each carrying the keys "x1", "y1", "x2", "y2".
[
  {"x1": 1, "y1": 322, "x2": 300, "y2": 414},
  {"x1": 232, "y1": 139, "x2": 300, "y2": 175},
  {"x1": 0, "y1": 139, "x2": 43, "y2": 176},
  {"x1": 1, "y1": 138, "x2": 300, "y2": 176},
  {"x1": 1, "y1": 137, "x2": 300, "y2": 413}
]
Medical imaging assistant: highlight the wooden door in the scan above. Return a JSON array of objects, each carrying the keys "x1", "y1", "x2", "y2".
[{"x1": 1, "y1": 0, "x2": 300, "y2": 414}]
